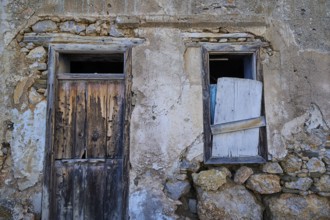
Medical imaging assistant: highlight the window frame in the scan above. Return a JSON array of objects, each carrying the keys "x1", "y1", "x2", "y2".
[{"x1": 201, "y1": 43, "x2": 268, "y2": 164}]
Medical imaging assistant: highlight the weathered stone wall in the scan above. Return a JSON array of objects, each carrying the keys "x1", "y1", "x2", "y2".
[{"x1": 0, "y1": 0, "x2": 329, "y2": 219}]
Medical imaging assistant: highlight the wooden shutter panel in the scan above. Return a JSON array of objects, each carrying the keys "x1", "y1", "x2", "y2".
[{"x1": 212, "y1": 77, "x2": 263, "y2": 157}]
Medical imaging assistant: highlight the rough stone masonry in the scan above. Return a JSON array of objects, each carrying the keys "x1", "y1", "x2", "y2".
[{"x1": 0, "y1": 0, "x2": 329, "y2": 219}]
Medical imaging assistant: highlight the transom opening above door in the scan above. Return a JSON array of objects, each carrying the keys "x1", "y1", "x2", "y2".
[{"x1": 60, "y1": 53, "x2": 124, "y2": 74}]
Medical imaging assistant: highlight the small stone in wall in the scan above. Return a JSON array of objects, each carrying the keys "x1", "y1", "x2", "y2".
[
  {"x1": 86, "y1": 24, "x2": 97, "y2": 35},
  {"x1": 264, "y1": 193, "x2": 330, "y2": 219},
  {"x1": 26, "y1": 46, "x2": 47, "y2": 63},
  {"x1": 32, "y1": 20, "x2": 58, "y2": 33},
  {"x1": 25, "y1": 42, "x2": 35, "y2": 50},
  {"x1": 28, "y1": 87, "x2": 44, "y2": 105},
  {"x1": 60, "y1": 21, "x2": 86, "y2": 34},
  {"x1": 13, "y1": 77, "x2": 35, "y2": 104},
  {"x1": 306, "y1": 157, "x2": 326, "y2": 177},
  {"x1": 192, "y1": 169, "x2": 227, "y2": 191},
  {"x1": 284, "y1": 177, "x2": 313, "y2": 191},
  {"x1": 315, "y1": 175, "x2": 330, "y2": 192},
  {"x1": 234, "y1": 166, "x2": 253, "y2": 184},
  {"x1": 280, "y1": 154, "x2": 302, "y2": 173},
  {"x1": 109, "y1": 25, "x2": 124, "y2": 37},
  {"x1": 262, "y1": 162, "x2": 283, "y2": 174},
  {"x1": 246, "y1": 174, "x2": 281, "y2": 194},
  {"x1": 29, "y1": 62, "x2": 47, "y2": 71},
  {"x1": 165, "y1": 179, "x2": 190, "y2": 200}
]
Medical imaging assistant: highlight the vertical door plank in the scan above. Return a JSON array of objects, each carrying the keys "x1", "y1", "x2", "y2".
[
  {"x1": 106, "y1": 81, "x2": 125, "y2": 158},
  {"x1": 86, "y1": 81, "x2": 107, "y2": 158},
  {"x1": 72, "y1": 162, "x2": 86, "y2": 219},
  {"x1": 84, "y1": 162, "x2": 105, "y2": 220},
  {"x1": 55, "y1": 81, "x2": 77, "y2": 159},
  {"x1": 54, "y1": 162, "x2": 73, "y2": 220},
  {"x1": 74, "y1": 81, "x2": 87, "y2": 159},
  {"x1": 212, "y1": 78, "x2": 262, "y2": 157},
  {"x1": 103, "y1": 160, "x2": 123, "y2": 219}
]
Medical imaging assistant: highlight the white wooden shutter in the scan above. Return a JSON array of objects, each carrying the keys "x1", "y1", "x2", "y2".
[{"x1": 212, "y1": 77, "x2": 263, "y2": 157}]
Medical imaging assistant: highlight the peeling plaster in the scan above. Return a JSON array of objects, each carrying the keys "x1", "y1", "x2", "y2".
[{"x1": 11, "y1": 101, "x2": 46, "y2": 190}]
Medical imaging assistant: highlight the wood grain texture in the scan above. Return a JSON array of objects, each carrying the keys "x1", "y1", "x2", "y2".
[
  {"x1": 54, "y1": 159, "x2": 123, "y2": 220},
  {"x1": 55, "y1": 81, "x2": 77, "y2": 159},
  {"x1": 212, "y1": 77, "x2": 262, "y2": 157}
]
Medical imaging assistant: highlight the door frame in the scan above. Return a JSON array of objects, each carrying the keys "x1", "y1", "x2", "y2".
[{"x1": 42, "y1": 44, "x2": 132, "y2": 220}]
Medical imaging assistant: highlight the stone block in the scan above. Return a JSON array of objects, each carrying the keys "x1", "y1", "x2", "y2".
[
  {"x1": 280, "y1": 155, "x2": 302, "y2": 173},
  {"x1": 26, "y1": 46, "x2": 47, "y2": 63},
  {"x1": 306, "y1": 157, "x2": 326, "y2": 177},
  {"x1": 264, "y1": 193, "x2": 330, "y2": 219},
  {"x1": 165, "y1": 180, "x2": 191, "y2": 200},
  {"x1": 284, "y1": 177, "x2": 313, "y2": 191},
  {"x1": 246, "y1": 174, "x2": 281, "y2": 194},
  {"x1": 234, "y1": 166, "x2": 253, "y2": 184},
  {"x1": 262, "y1": 162, "x2": 283, "y2": 174},
  {"x1": 192, "y1": 169, "x2": 227, "y2": 191},
  {"x1": 196, "y1": 183, "x2": 263, "y2": 220},
  {"x1": 32, "y1": 20, "x2": 58, "y2": 33}
]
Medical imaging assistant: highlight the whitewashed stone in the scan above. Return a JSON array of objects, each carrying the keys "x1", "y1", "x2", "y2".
[
  {"x1": 234, "y1": 166, "x2": 253, "y2": 184},
  {"x1": 264, "y1": 193, "x2": 330, "y2": 219},
  {"x1": 60, "y1": 21, "x2": 86, "y2": 34},
  {"x1": 280, "y1": 154, "x2": 302, "y2": 173},
  {"x1": 262, "y1": 162, "x2": 283, "y2": 174},
  {"x1": 246, "y1": 174, "x2": 281, "y2": 194},
  {"x1": 11, "y1": 101, "x2": 46, "y2": 190},
  {"x1": 32, "y1": 20, "x2": 57, "y2": 33},
  {"x1": 196, "y1": 183, "x2": 263, "y2": 220},
  {"x1": 26, "y1": 46, "x2": 47, "y2": 63},
  {"x1": 307, "y1": 157, "x2": 326, "y2": 176},
  {"x1": 165, "y1": 179, "x2": 190, "y2": 200},
  {"x1": 315, "y1": 175, "x2": 330, "y2": 192},
  {"x1": 285, "y1": 177, "x2": 313, "y2": 191},
  {"x1": 129, "y1": 189, "x2": 176, "y2": 220},
  {"x1": 192, "y1": 169, "x2": 227, "y2": 191}
]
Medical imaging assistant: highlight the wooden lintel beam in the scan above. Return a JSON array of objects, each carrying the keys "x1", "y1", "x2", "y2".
[{"x1": 211, "y1": 116, "x2": 266, "y2": 135}]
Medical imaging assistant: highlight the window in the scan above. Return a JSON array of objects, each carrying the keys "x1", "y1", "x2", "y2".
[{"x1": 202, "y1": 45, "x2": 268, "y2": 164}]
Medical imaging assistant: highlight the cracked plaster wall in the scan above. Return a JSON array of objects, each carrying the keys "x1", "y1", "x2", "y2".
[{"x1": 0, "y1": 0, "x2": 329, "y2": 219}]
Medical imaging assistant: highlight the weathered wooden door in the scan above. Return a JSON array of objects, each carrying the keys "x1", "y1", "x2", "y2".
[{"x1": 53, "y1": 80, "x2": 126, "y2": 219}]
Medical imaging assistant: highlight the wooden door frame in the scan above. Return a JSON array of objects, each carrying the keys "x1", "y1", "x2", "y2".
[{"x1": 42, "y1": 44, "x2": 132, "y2": 220}]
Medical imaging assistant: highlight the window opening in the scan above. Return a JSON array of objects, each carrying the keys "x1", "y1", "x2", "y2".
[
  {"x1": 202, "y1": 46, "x2": 267, "y2": 164},
  {"x1": 209, "y1": 53, "x2": 255, "y2": 124}
]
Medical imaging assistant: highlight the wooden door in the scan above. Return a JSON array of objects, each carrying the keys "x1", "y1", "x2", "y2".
[{"x1": 53, "y1": 80, "x2": 125, "y2": 219}]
